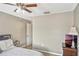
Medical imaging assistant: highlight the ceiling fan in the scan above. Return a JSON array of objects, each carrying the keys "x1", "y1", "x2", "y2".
[{"x1": 4, "y1": 3, "x2": 37, "y2": 13}]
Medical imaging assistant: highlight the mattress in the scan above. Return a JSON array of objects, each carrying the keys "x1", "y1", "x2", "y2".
[{"x1": 0, "y1": 46, "x2": 43, "y2": 56}]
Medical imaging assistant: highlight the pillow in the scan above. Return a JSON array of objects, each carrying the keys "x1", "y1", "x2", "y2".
[
  {"x1": 0, "y1": 40, "x2": 7, "y2": 50},
  {"x1": 5, "y1": 39, "x2": 14, "y2": 49},
  {"x1": 0, "y1": 39, "x2": 14, "y2": 51}
]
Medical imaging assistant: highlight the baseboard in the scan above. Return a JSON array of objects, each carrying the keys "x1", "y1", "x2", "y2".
[{"x1": 33, "y1": 49, "x2": 62, "y2": 56}]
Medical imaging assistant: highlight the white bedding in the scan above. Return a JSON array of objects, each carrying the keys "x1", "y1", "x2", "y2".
[{"x1": 0, "y1": 46, "x2": 43, "y2": 56}]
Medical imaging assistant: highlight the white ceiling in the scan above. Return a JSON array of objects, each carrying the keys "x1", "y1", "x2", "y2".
[{"x1": 0, "y1": 3, "x2": 78, "y2": 20}]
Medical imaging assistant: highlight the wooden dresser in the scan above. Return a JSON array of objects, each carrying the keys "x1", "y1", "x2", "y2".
[{"x1": 63, "y1": 48, "x2": 77, "y2": 56}]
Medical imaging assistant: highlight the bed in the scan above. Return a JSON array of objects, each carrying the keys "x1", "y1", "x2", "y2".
[{"x1": 0, "y1": 34, "x2": 43, "y2": 56}]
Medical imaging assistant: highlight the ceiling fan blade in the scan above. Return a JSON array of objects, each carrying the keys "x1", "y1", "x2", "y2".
[
  {"x1": 4, "y1": 3, "x2": 34, "y2": 13},
  {"x1": 25, "y1": 4, "x2": 37, "y2": 7},
  {"x1": 4, "y1": 3, "x2": 16, "y2": 6},
  {"x1": 23, "y1": 8, "x2": 32, "y2": 13}
]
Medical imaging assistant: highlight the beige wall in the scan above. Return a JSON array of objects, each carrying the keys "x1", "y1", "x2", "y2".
[
  {"x1": 32, "y1": 12, "x2": 74, "y2": 54},
  {"x1": 0, "y1": 12, "x2": 26, "y2": 45},
  {"x1": 74, "y1": 4, "x2": 79, "y2": 55}
]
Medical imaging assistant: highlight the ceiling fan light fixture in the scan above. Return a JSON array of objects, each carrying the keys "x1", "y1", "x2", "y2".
[
  {"x1": 15, "y1": 8, "x2": 26, "y2": 14},
  {"x1": 15, "y1": 8, "x2": 21, "y2": 13},
  {"x1": 22, "y1": 10, "x2": 26, "y2": 14}
]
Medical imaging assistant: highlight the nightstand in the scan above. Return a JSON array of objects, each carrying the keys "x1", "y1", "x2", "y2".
[{"x1": 63, "y1": 47, "x2": 77, "y2": 56}]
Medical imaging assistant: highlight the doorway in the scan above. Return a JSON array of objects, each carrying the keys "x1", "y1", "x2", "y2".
[{"x1": 25, "y1": 21, "x2": 32, "y2": 49}]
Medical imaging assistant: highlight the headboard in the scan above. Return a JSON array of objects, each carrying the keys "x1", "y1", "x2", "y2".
[{"x1": 0, "y1": 34, "x2": 11, "y2": 41}]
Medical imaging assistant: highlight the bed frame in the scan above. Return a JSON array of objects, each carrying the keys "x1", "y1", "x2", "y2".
[{"x1": 0, "y1": 34, "x2": 11, "y2": 40}]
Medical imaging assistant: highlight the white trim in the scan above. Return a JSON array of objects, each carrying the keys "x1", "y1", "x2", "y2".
[{"x1": 33, "y1": 49, "x2": 62, "y2": 56}]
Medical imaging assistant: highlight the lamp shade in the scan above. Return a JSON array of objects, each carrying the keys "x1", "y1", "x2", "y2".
[{"x1": 68, "y1": 26, "x2": 78, "y2": 35}]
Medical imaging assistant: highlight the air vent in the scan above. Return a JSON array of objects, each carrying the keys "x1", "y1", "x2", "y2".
[{"x1": 44, "y1": 11, "x2": 50, "y2": 14}]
